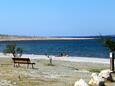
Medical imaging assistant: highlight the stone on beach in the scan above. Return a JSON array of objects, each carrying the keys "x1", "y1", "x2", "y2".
[
  {"x1": 74, "y1": 79, "x2": 88, "y2": 86},
  {"x1": 99, "y1": 69, "x2": 113, "y2": 81},
  {"x1": 88, "y1": 73, "x2": 105, "y2": 86},
  {"x1": 0, "y1": 80, "x2": 16, "y2": 86}
]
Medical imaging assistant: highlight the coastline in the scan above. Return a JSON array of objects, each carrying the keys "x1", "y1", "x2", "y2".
[
  {"x1": 0, "y1": 37, "x2": 96, "y2": 41},
  {"x1": 0, "y1": 53, "x2": 109, "y2": 64},
  {"x1": 0, "y1": 35, "x2": 96, "y2": 41}
]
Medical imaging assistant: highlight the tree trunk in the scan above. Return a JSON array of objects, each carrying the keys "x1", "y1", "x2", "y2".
[
  {"x1": 12, "y1": 51, "x2": 17, "y2": 58},
  {"x1": 110, "y1": 52, "x2": 114, "y2": 72},
  {"x1": 13, "y1": 53, "x2": 16, "y2": 58}
]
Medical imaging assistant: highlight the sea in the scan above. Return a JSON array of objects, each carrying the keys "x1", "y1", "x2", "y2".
[{"x1": 0, "y1": 39, "x2": 110, "y2": 58}]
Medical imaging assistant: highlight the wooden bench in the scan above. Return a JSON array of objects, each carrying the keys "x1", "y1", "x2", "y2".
[{"x1": 12, "y1": 58, "x2": 35, "y2": 68}]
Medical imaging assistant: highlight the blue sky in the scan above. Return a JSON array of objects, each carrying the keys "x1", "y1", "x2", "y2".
[{"x1": 0, "y1": 0, "x2": 115, "y2": 36}]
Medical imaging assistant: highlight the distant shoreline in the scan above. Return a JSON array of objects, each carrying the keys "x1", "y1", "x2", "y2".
[
  {"x1": 0, "y1": 34, "x2": 99, "y2": 41},
  {"x1": 0, "y1": 36, "x2": 96, "y2": 41}
]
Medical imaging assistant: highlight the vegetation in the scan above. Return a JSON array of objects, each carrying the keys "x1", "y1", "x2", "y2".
[
  {"x1": 89, "y1": 68, "x2": 104, "y2": 73},
  {"x1": 0, "y1": 58, "x2": 111, "y2": 86},
  {"x1": 99, "y1": 36, "x2": 115, "y2": 52},
  {"x1": 99, "y1": 36, "x2": 115, "y2": 71},
  {"x1": 3, "y1": 42, "x2": 23, "y2": 58}
]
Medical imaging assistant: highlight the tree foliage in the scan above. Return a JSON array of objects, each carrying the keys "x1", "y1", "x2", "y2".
[
  {"x1": 3, "y1": 43, "x2": 23, "y2": 57},
  {"x1": 99, "y1": 36, "x2": 115, "y2": 52}
]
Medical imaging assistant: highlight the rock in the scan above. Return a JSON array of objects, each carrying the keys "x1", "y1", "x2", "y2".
[
  {"x1": 0, "y1": 80, "x2": 16, "y2": 86},
  {"x1": 99, "y1": 69, "x2": 113, "y2": 81},
  {"x1": 74, "y1": 79, "x2": 88, "y2": 86},
  {"x1": 98, "y1": 82, "x2": 105, "y2": 86},
  {"x1": 88, "y1": 73, "x2": 105, "y2": 86},
  {"x1": 88, "y1": 73, "x2": 97, "y2": 85},
  {"x1": 13, "y1": 82, "x2": 17, "y2": 85}
]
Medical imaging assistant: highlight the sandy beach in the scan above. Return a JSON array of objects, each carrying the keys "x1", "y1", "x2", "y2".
[
  {"x1": 0, "y1": 53, "x2": 115, "y2": 86},
  {"x1": 0, "y1": 0, "x2": 114, "y2": 86},
  {"x1": 0, "y1": 53, "x2": 109, "y2": 64}
]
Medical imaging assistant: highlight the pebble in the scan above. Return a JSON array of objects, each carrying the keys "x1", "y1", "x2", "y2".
[{"x1": 0, "y1": 80, "x2": 16, "y2": 86}]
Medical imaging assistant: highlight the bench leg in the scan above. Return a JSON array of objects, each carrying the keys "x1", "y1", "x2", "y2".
[{"x1": 14, "y1": 63, "x2": 19, "y2": 68}]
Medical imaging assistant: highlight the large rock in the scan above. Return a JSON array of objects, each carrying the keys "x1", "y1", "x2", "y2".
[
  {"x1": 74, "y1": 79, "x2": 88, "y2": 86},
  {"x1": 99, "y1": 69, "x2": 113, "y2": 81},
  {"x1": 88, "y1": 73, "x2": 105, "y2": 86}
]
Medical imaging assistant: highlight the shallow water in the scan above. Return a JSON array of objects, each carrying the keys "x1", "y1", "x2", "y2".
[{"x1": 0, "y1": 39, "x2": 109, "y2": 58}]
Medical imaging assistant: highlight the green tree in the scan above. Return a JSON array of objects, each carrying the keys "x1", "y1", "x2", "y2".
[
  {"x1": 100, "y1": 37, "x2": 115, "y2": 52},
  {"x1": 99, "y1": 36, "x2": 115, "y2": 71},
  {"x1": 3, "y1": 43, "x2": 23, "y2": 58}
]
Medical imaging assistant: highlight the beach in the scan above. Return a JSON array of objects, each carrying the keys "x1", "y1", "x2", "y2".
[
  {"x1": 0, "y1": 0, "x2": 114, "y2": 85},
  {"x1": 0, "y1": 53, "x2": 115, "y2": 86},
  {"x1": 0, "y1": 53, "x2": 109, "y2": 64}
]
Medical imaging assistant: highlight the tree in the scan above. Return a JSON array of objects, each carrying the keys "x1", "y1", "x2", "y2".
[
  {"x1": 3, "y1": 43, "x2": 23, "y2": 58},
  {"x1": 99, "y1": 36, "x2": 115, "y2": 71}
]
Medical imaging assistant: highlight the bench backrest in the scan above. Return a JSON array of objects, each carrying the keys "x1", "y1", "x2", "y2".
[{"x1": 12, "y1": 58, "x2": 31, "y2": 63}]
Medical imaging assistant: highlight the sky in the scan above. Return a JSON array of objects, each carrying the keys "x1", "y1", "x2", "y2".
[{"x1": 0, "y1": 0, "x2": 115, "y2": 36}]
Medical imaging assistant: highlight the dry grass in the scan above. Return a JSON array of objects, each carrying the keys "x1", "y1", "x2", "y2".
[{"x1": 0, "y1": 58, "x2": 115, "y2": 86}]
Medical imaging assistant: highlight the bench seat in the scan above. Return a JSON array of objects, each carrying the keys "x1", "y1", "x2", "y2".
[{"x1": 12, "y1": 58, "x2": 35, "y2": 68}]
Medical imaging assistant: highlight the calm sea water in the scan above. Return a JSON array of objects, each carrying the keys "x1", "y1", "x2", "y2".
[{"x1": 0, "y1": 39, "x2": 109, "y2": 58}]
